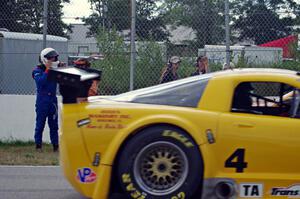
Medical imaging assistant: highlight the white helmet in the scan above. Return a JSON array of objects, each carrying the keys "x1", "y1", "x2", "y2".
[{"x1": 40, "y1": 48, "x2": 59, "y2": 67}]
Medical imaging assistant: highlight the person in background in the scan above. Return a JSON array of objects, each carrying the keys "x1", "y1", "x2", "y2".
[
  {"x1": 191, "y1": 55, "x2": 209, "y2": 76},
  {"x1": 159, "y1": 56, "x2": 181, "y2": 84},
  {"x1": 73, "y1": 56, "x2": 101, "y2": 99},
  {"x1": 32, "y1": 48, "x2": 61, "y2": 152},
  {"x1": 223, "y1": 62, "x2": 235, "y2": 70}
]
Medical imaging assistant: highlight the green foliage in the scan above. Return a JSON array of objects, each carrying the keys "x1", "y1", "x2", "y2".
[
  {"x1": 46, "y1": 0, "x2": 72, "y2": 37},
  {"x1": 176, "y1": 59, "x2": 194, "y2": 78},
  {"x1": 231, "y1": 0, "x2": 299, "y2": 45},
  {"x1": 288, "y1": 42, "x2": 300, "y2": 61},
  {"x1": 0, "y1": 0, "x2": 23, "y2": 32},
  {"x1": 269, "y1": 61, "x2": 300, "y2": 71},
  {"x1": 84, "y1": 0, "x2": 168, "y2": 40},
  {"x1": 0, "y1": 141, "x2": 59, "y2": 165},
  {"x1": 0, "y1": 139, "x2": 35, "y2": 147},
  {"x1": 0, "y1": 0, "x2": 70, "y2": 37},
  {"x1": 236, "y1": 50, "x2": 248, "y2": 68},
  {"x1": 160, "y1": 0, "x2": 224, "y2": 48},
  {"x1": 93, "y1": 28, "x2": 130, "y2": 95},
  {"x1": 93, "y1": 28, "x2": 169, "y2": 94},
  {"x1": 84, "y1": 0, "x2": 131, "y2": 36},
  {"x1": 135, "y1": 41, "x2": 166, "y2": 88},
  {"x1": 209, "y1": 63, "x2": 223, "y2": 72}
]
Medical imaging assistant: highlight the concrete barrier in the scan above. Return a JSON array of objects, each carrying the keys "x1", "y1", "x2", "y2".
[{"x1": 0, "y1": 95, "x2": 62, "y2": 143}]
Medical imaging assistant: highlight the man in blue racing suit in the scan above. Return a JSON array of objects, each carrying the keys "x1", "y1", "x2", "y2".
[{"x1": 32, "y1": 48, "x2": 60, "y2": 152}]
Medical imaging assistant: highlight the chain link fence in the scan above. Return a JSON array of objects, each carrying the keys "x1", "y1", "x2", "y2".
[{"x1": 1, "y1": 0, "x2": 300, "y2": 95}]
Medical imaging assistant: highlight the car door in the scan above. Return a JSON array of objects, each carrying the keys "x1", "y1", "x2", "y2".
[{"x1": 216, "y1": 82, "x2": 300, "y2": 197}]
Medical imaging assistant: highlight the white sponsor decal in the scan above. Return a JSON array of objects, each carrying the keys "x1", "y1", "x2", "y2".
[
  {"x1": 271, "y1": 184, "x2": 300, "y2": 197},
  {"x1": 240, "y1": 183, "x2": 263, "y2": 198}
]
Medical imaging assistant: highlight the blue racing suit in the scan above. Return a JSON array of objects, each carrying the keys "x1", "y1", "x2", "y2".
[{"x1": 32, "y1": 65, "x2": 58, "y2": 145}]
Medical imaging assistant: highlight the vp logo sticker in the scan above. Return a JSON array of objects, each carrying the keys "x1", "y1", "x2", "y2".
[{"x1": 76, "y1": 167, "x2": 97, "y2": 183}]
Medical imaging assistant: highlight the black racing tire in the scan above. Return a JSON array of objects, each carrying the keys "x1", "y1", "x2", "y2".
[{"x1": 117, "y1": 125, "x2": 203, "y2": 199}]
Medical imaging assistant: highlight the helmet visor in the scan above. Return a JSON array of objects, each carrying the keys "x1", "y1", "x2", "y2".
[{"x1": 44, "y1": 50, "x2": 59, "y2": 61}]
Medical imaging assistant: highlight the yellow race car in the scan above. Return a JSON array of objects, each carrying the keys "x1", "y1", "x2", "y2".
[{"x1": 51, "y1": 68, "x2": 300, "y2": 199}]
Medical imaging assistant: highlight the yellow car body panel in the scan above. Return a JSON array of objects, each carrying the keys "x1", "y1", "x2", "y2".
[
  {"x1": 78, "y1": 103, "x2": 219, "y2": 164},
  {"x1": 60, "y1": 104, "x2": 97, "y2": 197},
  {"x1": 59, "y1": 69, "x2": 300, "y2": 198}
]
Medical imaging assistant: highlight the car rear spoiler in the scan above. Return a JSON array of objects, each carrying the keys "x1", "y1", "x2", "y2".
[{"x1": 48, "y1": 66, "x2": 102, "y2": 104}]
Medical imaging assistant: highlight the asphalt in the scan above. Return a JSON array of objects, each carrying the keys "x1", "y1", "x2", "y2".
[{"x1": 0, "y1": 166, "x2": 87, "y2": 199}]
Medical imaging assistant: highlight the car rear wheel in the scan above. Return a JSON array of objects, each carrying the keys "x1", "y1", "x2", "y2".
[{"x1": 117, "y1": 125, "x2": 203, "y2": 199}]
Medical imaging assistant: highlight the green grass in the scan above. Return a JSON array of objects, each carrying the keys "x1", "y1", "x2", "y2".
[
  {"x1": 0, "y1": 140, "x2": 35, "y2": 147},
  {"x1": 0, "y1": 140, "x2": 59, "y2": 166}
]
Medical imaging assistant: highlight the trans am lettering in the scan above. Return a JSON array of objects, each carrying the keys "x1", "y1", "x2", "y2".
[
  {"x1": 76, "y1": 167, "x2": 97, "y2": 183},
  {"x1": 271, "y1": 185, "x2": 300, "y2": 196},
  {"x1": 239, "y1": 183, "x2": 263, "y2": 197}
]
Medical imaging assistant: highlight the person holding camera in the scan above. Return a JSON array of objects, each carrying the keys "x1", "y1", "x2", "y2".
[
  {"x1": 159, "y1": 56, "x2": 181, "y2": 84},
  {"x1": 32, "y1": 48, "x2": 62, "y2": 152},
  {"x1": 191, "y1": 55, "x2": 209, "y2": 76},
  {"x1": 73, "y1": 57, "x2": 101, "y2": 97}
]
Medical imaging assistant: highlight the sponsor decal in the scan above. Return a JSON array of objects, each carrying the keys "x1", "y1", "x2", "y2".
[
  {"x1": 240, "y1": 183, "x2": 263, "y2": 198},
  {"x1": 122, "y1": 173, "x2": 147, "y2": 199},
  {"x1": 271, "y1": 184, "x2": 300, "y2": 197},
  {"x1": 92, "y1": 152, "x2": 101, "y2": 167},
  {"x1": 77, "y1": 118, "x2": 91, "y2": 127},
  {"x1": 162, "y1": 130, "x2": 194, "y2": 147},
  {"x1": 86, "y1": 110, "x2": 130, "y2": 129},
  {"x1": 76, "y1": 167, "x2": 97, "y2": 183},
  {"x1": 122, "y1": 173, "x2": 186, "y2": 199}
]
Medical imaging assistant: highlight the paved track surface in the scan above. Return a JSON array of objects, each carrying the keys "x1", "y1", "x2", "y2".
[{"x1": 0, "y1": 166, "x2": 88, "y2": 199}]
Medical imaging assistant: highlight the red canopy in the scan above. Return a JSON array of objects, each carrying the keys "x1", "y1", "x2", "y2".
[{"x1": 259, "y1": 35, "x2": 298, "y2": 58}]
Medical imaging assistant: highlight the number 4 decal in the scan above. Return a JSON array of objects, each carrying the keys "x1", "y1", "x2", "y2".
[{"x1": 225, "y1": 148, "x2": 248, "y2": 173}]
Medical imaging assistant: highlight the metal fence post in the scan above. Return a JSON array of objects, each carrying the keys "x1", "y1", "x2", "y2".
[
  {"x1": 42, "y1": 0, "x2": 48, "y2": 49},
  {"x1": 225, "y1": 0, "x2": 230, "y2": 67},
  {"x1": 130, "y1": 0, "x2": 136, "y2": 91}
]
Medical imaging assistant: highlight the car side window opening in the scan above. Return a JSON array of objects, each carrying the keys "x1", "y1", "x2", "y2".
[{"x1": 231, "y1": 82, "x2": 299, "y2": 118}]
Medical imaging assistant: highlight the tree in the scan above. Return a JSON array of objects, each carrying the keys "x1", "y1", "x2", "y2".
[
  {"x1": 84, "y1": 0, "x2": 168, "y2": 41},
  {"x1": 46, "y1": 0, "x2": 71, "y2": 36},
  {"x1": 231, "y1": 0, "x2": 300, "y2": 45},
  {"x1": 18, "y1": 0, "x2": 44, "y2": 33},
  {"x1": 83, "y1": 0, "x2": 130, "y2": 36},
  {"x1": 0, "y1": 0, "x2": 70, "y2": 37},
  {"x1": 83, "y1": 0, "x2": 131, "y2": 37},
  {"x1": 93, "y1": 28, "x2": 166, "y2": 94},
  {"x1": 160, "y1": 0, "x2": 225, "y2": 47},
  {"x1": 94, "y1": 27, "x2": 131, "y2": 94},
  {"x1": 0, "y1": 0, "x2": 22, "y2": 31}
]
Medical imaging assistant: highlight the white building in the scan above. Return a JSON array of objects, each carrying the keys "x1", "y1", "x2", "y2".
[
  {"x1": 201, "y1": 45, "x2": 283, "y2": 66},
  {"x1": 68, "y1": 24, "x2": 98, "y2": 56},
  {"x1": 67, "y1": 24, "x2": 196, "y2": 56}
]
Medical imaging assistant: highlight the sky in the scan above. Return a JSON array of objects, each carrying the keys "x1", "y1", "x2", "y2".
[
  {"x1": 63, "y1": 0, "x2": 92, "y2": 24},
  {"x1": 62, "y1": 0, "x2": 163, "y2": 24},
  {"x1": 62, "y1": 0, "x2": 300, "y2": 24}
]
